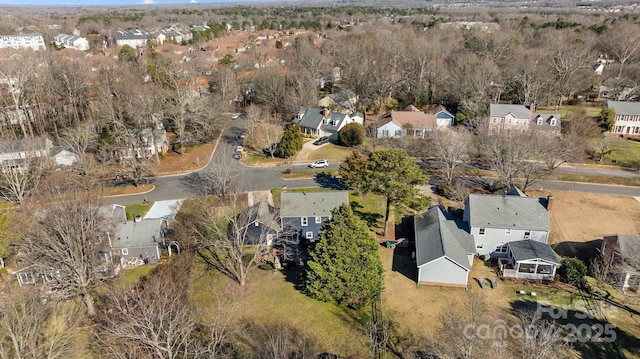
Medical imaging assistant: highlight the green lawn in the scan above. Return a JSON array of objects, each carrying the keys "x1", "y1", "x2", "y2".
[
  {"x1": 555, "y1": 174, "x2": 640, "y2": 187},
  {"x1": 125, "y1": 203, "x2": 153, "y2": 220},
  {"x1": 349, "y1": 192, "x2": 386, "y2": 233},
  {"x1": 309, "y1": 144, "x2": 354, "y2": 161},
  {"x1": 604, "y1": 140, "x2": 640, "y2": 166}
]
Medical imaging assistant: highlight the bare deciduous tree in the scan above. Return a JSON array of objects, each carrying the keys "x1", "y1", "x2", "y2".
[
  {"x1": 515, "y1": 310, "x2": 570, "y2": 359},
  {"x1": 429, "y1": 129, "x2": 472, "y2": 185},
  {"x1": 242, "y1": 321, "x2": 317, "y2": 359},
  {"x1": 0, "y1": 139, "x2": 53, "y2": 204},
  {"x1": 599, "y1": 22, "x2": 640, "y2": 78},
  {"x1": 96, "y1": 254, "x2": 235, "y2": 359},
  {"x1": 192, "y1": 146, "x2": 239, "y2": 197},
  {"x1": 478, "y1": 130, "x2": 538, "y2": 189},
  {"x1": 22, "y1": 174, "x2": 106, "y2": 316},
  {"x1": 178, "y1": 196, "x2": 280, "y2": 286},
  {"x1": 0, "y1": 288, "x2": 76, "y2": 359}
]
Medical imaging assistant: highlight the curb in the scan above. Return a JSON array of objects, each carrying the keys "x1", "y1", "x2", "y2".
[{"x1": 104, "y1": 185, "x2": 156, "y2": 198}]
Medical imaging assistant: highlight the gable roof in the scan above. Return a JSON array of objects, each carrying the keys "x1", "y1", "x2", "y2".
[
  {"x1": 466, "y1": 194, "x2": 551, "y2": 231},
  {"x1": 280, "y1": 190, "x2": 349, "y2": 218},
  {"x1": 414, "y1": 206, "x2": 475, "y2": 270},
  {"x1": 427, "y1": 104, "x2": 455, "y2": 118},
  {"x1": 606, "y1": 100, "x2": 640, "y2": 115},
  {"x1": 508, "y1": 240, "x2": 559, "y2": 264},
  {"x1": 294, "y1": 107, "x2": 348, "y2": 131},
  {"x1": 236, "y1": 201, "x2": 280, "y2": 232},
  {"x1": 378, "y1": 110, "x2": 437, "y2": 129},
  {"x1": 490, "y1": 104, "x2": 532, "y2": 119},
  {"x1": 530, "y1": 114, "x2": 561, "y2": 131},
  {"x1": 0, "y1": 137, "x2": 52, "y2": 154}
]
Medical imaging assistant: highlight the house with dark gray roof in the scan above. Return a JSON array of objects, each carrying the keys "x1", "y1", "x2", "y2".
[
  {"x1": 463, "y1": 191, "x2": 551, "y2": 257},
  {"x1": 489, "y1": 104, "x2": 561, "y2": 135},
  {"x1": 293, "y1": 107, "x2": 362, "y2": 141},
  {"x1": 605, "y1": 101, "x2": 640, "y2": 136},
  {"x1": 232, "y1": 201, "x2": 280, "y2": 245},
  {"x1": 414, "y1": 206, "x2": 475, "y2": 287},
  {"x1": 105, "y1": 217, "x2": 167, "y2": 267},
  {"x1": 280, "y1": 190, "x2": 349, "y2": 243},
  {"x1": 498, "y1": 240, "x2": 559, "y2": 281}
]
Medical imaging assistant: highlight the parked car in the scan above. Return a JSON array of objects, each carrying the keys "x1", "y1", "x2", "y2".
[
  {"x1": 313, "y1": 136, "x2": 330, "y2": 145},
  {"x1": 231, "y1": 113, "x2": 241, "y2": 120},
  {"x1": 238, "y1": 133, "x2": 246, "y2": 139},
  {"x1": 235, "y1": 145, "x2": 244, "y2": 152},
  {"x1": 309, "y1": 159, "x2": 329, "y2": 168},
  {"x1": 233, "y1": 152, "x2": 241, "y2": 160}
]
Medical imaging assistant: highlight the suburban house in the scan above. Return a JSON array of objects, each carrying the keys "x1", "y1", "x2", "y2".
[
  {"x1": 157, "y1": 25, "x2": 193, "y2": 45},
  {"x1": 376, "y1": 105, "x2": 437, "y2": 138},
  {"x1": 318, "y1": 89, "x2": 358, "y2": 114},
  {"x1": 488, "y1": 104, "x2": 561, "y2": 135},
  {"x1": 113, "y1": 29, "x2": 152, "y2": 48},
  {"x1": 232, "y1": 201, "x2": 280, "y2": 245},
  {"x1": 600, "y1": 234, "x2": 640, "y2": 294},
  {"x1": 119, "y1": 124, "x2": 169, "y2": 159},
  {"x1": 104, "y1": 217, "x2": 168, "y2": 267},
  {"x1": 0, "y1": 137, "x2": 54, "y2": 172},
  {"x1": 414, "y1": 206, "x2": 475, "y2": 287},
  {"x1": 280, "y1": 190, "x2": 349, "y2": 243},
  {"x1": 51, "y1": 146, "x2": 79, "y2": 166},
  {"x1": 53, "y1": 33, "x2": 90, "y2": 51},
  {"x1": 605, "y1": 101, "x2": 640, "y2": 136},
  {"x1": 498, "y1": 240, "x2": 559, "y2": 281},
  {"x1": 426, "y1": 105, "x2": 456, "y2": 127},
  {"x1": 0, "y1": 34, "x2": 46, "y2": 51},
  {"x1": 14, "y1": 265, "x2": 60, "y2": 287},
  {"x1": 463, "y1": 190, "x2": 552, "y2": 257},
  {"x1": 293, "y1": 107, "x2": 363, "y2": 141}
]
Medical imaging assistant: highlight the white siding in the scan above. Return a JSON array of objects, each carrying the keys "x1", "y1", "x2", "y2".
[
  {"x1": 471, "y1": 226, "x2": 548, "y2": 256},
  {"x1": 418, "y1": 256, "x2": 469, "y2": 287},
  {"x1": 377, "y1": 122, "x2": 403, "y2": 138}
]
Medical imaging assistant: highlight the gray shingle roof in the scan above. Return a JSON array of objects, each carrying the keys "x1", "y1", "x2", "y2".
[
  {"x1": 606, "y1": 100, "x2": 640, "y2": 115},
  {"x1": 414, "y1": 206, "x2": 475, "y2": 270},
  {"x1": 294, "y1": 107, "x2": 347, "y2": 131},
  {"x1": 466, "y1": 194, "x2": 551, "y2": 231},
  {"x1": 489, "y1": 104, "x2": 532, "y2": 119},
  {"x1": 508, "y1": 240, "x2": 559, "y2": 264},
  {"x1": 236, "y1": 201, "x2": 280, "y2": 232},
  {"x1": 112, "y1": 218, "x2": 165, "y2": 249},
  {"x1": 280, "y1": 190, "x2": 349, "y2": 218}
]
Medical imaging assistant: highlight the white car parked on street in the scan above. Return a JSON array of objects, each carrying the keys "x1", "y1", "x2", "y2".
[{"x1": 309, "y1": 159, "x2": 329, "y2": 168}]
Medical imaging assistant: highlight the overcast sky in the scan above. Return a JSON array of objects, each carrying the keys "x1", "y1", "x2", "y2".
[{"x1": 0, "y1": 0, "x2": 245, "y2": 5}]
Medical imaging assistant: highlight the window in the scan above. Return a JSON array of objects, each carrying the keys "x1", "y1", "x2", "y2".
[
  {"x1": 537, "y1": 117, "x2": 543, "y2": 125},
  {"x1": 18, "y1": 272, "x2": 35, "y2": 285},
  {"x1": 476, "y1": 243, "x2": 484, "y2": 249},
  {"x1": 305, "y1": 231, "x2": 313, "y2": 239},
  {"x1": 515, "y1": 119, "x2": 519, "y2": 124},
  {"x1": 505, "y1": 229, "x2": 511, "y2": 235},
  {"x1": 501, "y1": 118, "x2": 505, "y2": 124},
  {"x1": 478, "y1": 228, "x2": 486, "y2": 236},
  {"x1": 523, "y1": 119, "x2": 528, "y2": 125},
  {"x1": 496, "y1": 244, "x2": 508, "y2": 253},
  {"x1": 492, "y1": 118, "x2": 497, "y2": 123},
  {"x1": 395, "y1": 130, "x2": 402, "y2": 136},
  {"x1": 121, "y1": 248, "x2": 129, "y2": 255},
  {"x1": 315, "y1": 216, "x2": 322, "y2": 224},
  {"x1": 301, "y1": 217, "x2": 308, "y2": 226},
  {"x1": 382, "y1": 130, "x2": 389, "y2": 137},
  {"x1": 550, "y1": 118, "x2": 556, "y2": 126},
  {"x1": 524, "y1": 231, "x2": 531, "y2": 239}
]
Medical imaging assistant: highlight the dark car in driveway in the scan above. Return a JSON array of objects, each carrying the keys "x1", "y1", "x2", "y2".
[{"x1": 313, "y1": 136, "x2": 330, "y2": 145}]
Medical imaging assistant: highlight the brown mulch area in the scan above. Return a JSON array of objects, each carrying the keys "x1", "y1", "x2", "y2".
[{"x1": 156, "y1": 142, "x2": 216, "y2": 175}]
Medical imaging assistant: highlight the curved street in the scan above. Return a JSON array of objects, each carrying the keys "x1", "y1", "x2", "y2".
[{"x1": 105, "y1": 121, "x2": 640, "y2": 205}]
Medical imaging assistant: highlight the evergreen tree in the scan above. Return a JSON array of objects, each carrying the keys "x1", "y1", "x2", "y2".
[
  {"x1": 338, "y1": 123, "x2": 365, "y2": 147},
  {"x1": 598, "y1": 107, "x2": 616, "y2": 132},
  {"x1": 304, "y1": 204, "x2": 383, "y2": 309},
  {"x1": 278, "y1": 124, "x2": 303, "y2": 158}
]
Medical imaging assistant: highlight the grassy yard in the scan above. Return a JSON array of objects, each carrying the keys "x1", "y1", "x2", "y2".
[
  {"x1": 604, "y1": 140, "x2": 640, "y2": 165},
  {"x1": 349, "y1": 192, "x2": 386, "y2": 234},
  {"x1": 554, "y1": 174, "x2": 640, "y2": 187},
  {"x1": 125, "y1": 203, "x2": 153, "y2": 220},
  {"x1": 308, "y1": 144, "x2": 354, "y2": 161},
  {"x1": 537, "y1": 104, "x2": 602, "y2": 118},
  {"x1": 280, "y1": 169, "x2": 338, "y2": 179}
]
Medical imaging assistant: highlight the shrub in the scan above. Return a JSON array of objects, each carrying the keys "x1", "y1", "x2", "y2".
[
  {"x1": 338, "y1": 123, "x2": 365, "y2": 147},
  {"x1": 559, "y1": 257, "x2": 587, "y2": 286},
  {"x1": 258, "y1": 263, "x2": 274, "y2": 271}
]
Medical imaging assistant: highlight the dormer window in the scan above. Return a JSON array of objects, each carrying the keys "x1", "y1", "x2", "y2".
[
  {"x1": 550, "y1": 118, "x2": 557, "y2": 126},
  {"x1": 536, "y1": 116, "x2": 543, "y2": 125}
]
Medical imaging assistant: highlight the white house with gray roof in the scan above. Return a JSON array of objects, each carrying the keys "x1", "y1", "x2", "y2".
[
  {"x1": 105, "y1": 218, "x2": 167, "y2": 266},
  {"x1": 463, "y1": 191, "x2": 551, "y2": 257},
  {"x1": 293, "y1": 107, "x2": 362, "y2": 141},
  {"x1": 280, "y1": 190, "x2": 349, "y2": 243},
  {"x1": 489, "y1": 104, "x2": 561, "y2": 135},
  {"x1": 499, "y1": 240, "x2": 559, "y2": 281},
  {"x1": 605, "y1": 100, "x2": 640, "y2": 135},
  {"x1": 415, "y1": 206, "x2": 475, "y2": 287},
  {"x1": 54, "y1": 33, "x2": 89, "y2": 51}
]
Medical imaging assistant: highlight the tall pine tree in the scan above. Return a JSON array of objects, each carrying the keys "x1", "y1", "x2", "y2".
[{"x1": 304, "y1": 204, "x2": 383, "y2": 309}]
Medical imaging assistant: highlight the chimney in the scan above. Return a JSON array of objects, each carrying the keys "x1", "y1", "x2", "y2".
[
  {"x1": 546, "y1": 195, "x2": 553, "y2": 211},
  {"x1": 323, "y1": 107, "x2": 329, "y2": 118},
  {"x1": 529, "y1": 103, "x2": 536, "y2": 118}
]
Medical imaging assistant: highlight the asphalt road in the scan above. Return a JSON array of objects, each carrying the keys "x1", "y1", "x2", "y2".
[{"x1": 105, "y1": 121, "x2": 640, "y2": 204}]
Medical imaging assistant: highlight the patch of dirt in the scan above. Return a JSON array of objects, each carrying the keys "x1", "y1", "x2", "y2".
[
  {"x1": 527, "y1": 190, "x2": 640, "y2": 245},
  {"x1": 104, "y1": 184, "x2": 154, "y2": 196},
  {"x1": 156, "y1": 142, "x2": 216, "y2": 175}
]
